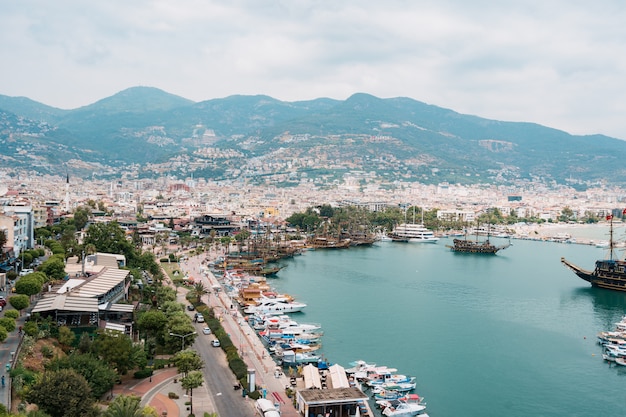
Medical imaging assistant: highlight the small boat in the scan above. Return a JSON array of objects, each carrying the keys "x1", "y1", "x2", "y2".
[
  {"x1": 382, "y1": 401, "x2": 428, "y2": 417},
  {"x1": 615, "y1": 357, "x2": 626, "y2": 366},
  {"x1": 280, "y1": 350, "x2": 322, "y2": 366}
]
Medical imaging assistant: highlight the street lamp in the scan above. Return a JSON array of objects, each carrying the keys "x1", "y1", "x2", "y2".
[{"x1": 169, "y1": 331, "x2": 197, "y2": 351}]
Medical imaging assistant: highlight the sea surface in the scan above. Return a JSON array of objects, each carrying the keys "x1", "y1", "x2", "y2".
[{"x1": 267, "y1": 231, "x2": 626, "y2": 417}]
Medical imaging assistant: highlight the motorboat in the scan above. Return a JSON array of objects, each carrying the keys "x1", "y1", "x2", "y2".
[
  {"x1": 280, "y1": 350, "x2": 322, "y2": 366},
  {"x1": 244, "y1": 297, "x2": 307, "y2": 315},
  {"x1": 382, "y1": 401, "x2": 428, "y2": 417}
]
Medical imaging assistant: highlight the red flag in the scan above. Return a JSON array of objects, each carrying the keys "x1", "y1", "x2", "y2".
[
  {"x1": 622, "y1": 208, "x2": 626, "y2": 215},
  {"x1": 607, "y1": 215, "x2": 613, "y2": 220}
]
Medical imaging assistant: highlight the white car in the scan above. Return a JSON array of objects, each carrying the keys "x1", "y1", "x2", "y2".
[
  {"x1": 211, "y1": 339, "x2": 220, "y2": 347},
  {"x1": 202, "y1": 327, "x2": 211, "y2": 335}
]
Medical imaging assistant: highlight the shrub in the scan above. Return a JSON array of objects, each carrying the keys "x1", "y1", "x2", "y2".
[
  {"x1": 228, "y1": 358, "x2": 247, "y2": 380},
  {"x1": 3, "y1": 310, "x2": 19, "y2": 320},
  {"x1": 133, "y1": 368, "x2": 153, "y2": 379},
  {"x1": 248, "y1": 390, "x2": 261, "y2": 400},
  {"x1": 153, "y1": 358, "x2": 170, "y2": 369},
  {"x1": 168, "y1": 392, "x2": 179, "y2": 399},
  {"x1": 0, "y1": 317, "x2": 16, "y2": 332},
  {"x1": 40, "y1": 345, "x2": 54, "y2": 359}
]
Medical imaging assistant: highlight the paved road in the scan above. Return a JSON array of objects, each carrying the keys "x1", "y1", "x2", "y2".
[
  {"x1": 176, "y1": 269, "x2": 257, "y2": 417},
  {"x1": 0, "y1": 299, "x2": 28, "y2": 412},
  {"x1": 181, "y1": 252, "x2": 300, "y2": 417}
]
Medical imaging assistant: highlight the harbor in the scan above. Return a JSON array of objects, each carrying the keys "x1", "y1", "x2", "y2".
[
  {"x1": 253, "y1": 233, "x2": 626, "y2": 417},
  {"x1": 183, "y1": 223, "x2": 626, "y2": 417}
]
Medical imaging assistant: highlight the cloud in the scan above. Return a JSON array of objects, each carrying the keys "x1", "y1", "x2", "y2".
[{"x1": 1, "y1": 0, "x2": 626, "y2": 139}]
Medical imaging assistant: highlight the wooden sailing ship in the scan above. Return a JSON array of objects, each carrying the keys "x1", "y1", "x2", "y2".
[
  {"x1": 561, "y1": 212, "x2": 626, "y2": 292},
  {"x1": 446, "y1": 223, "x2": 510, "y2": 254}
]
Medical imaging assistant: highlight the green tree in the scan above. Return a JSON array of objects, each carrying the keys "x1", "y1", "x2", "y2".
[
  {"x1": 559, "y1": 206, "x2": 575, "y2": 222},
  {"x1": 14, "y1": 274, "x2": 44, "y2": 297},
  {"x1": 0, "y1": 229, "x2": 7, "y2": 260},
  {"x1": 83, "y1": 222, "x2": 135, "y2": 264},
  {"x1": 77, "y1": 332, "x2": 93, "y2": 354},
  {"x1": 48, "y1": 352, "x2": 117, "y2": 400},
  {"x1": 180, "y1": 370, "x2": 204, "y2": 416},
  {"x1": 0, "y1": 317, "x2": 16, "y2": 332},
  {"x1": 137, "y1": 310, "x2": 167, "y2": 339},
  {"x1": 25, "y1": 368, "x2": 95, "y2": 417},
  {"x1": 23, "y1": 321, "x2": 39, "y2": 337},
  {"x1": 9, "y1": 294, "x2": 30, "y2": 315},
  {"x1": 104, "y1": 394, "x2": 155, "y2": 417},
  {"x1": 190, "y1": 282, "x2": 209, "y2": 304},
  {"x1": 58, "y1": 326, "x2": 76, "y2": 347},
  {"x1": 38, "y1": 257, "x2": 67, "y2": 280},
  {"x1": 0, "y1": 326, "x2": 7, "y2": 342},
  {"x1": 73, "y1": 206, "x2": 92, "y2": 231},
  {"x1": 172, "y1": 349, "x2": 204, "y2": 377},
  {"x1": 3, "y1": 310, "x2": 18, "y2": 320},
  {"x1": 93, "y1": 330, "x2": 135, "y2": 375}
]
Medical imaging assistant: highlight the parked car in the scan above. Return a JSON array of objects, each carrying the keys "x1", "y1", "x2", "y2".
[
  {"x1": 197, "y1": 315, "x2": 205, "y2": 323},
  {"x1": 211, "y1": 339, "x2": 220, "y2": 347},
  {"x1": 187, "y1": 304, "x2": 195, "y2": 311},
  {"x1": 202, "y1": 327, "x2": 211, "y2": 335}
]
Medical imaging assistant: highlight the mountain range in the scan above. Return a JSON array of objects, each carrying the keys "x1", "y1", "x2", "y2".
[{"x1": 0, "y1": 86, "x2": 624, "y2": 188}]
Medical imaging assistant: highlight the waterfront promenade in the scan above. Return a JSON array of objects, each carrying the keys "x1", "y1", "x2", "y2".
[{"x1": 181, "y1": 253, "x2": 301, "y2": 417}]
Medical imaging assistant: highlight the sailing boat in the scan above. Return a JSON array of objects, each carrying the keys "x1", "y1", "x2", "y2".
[
  {"x1": 389, "y1": 207, "x2": 439, "y2": 243},
  {"x1": 446, "y1": 221, "x2": 510, "y2": 254},
  {"x1": 561, "y1": 212, "x2": 626, "y2": 292}
]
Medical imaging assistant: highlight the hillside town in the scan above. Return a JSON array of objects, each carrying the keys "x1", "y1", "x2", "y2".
[
  {"x1": 1, "y1": 167, "x2": 624, "y2": 262},
  {"x1": 0, "y1": 166, "x2": 625, "y2": 417}
]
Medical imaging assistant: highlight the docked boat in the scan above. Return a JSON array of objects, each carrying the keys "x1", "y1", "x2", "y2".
[
  {"x1": 279, "y1": 349, "x2": 322, "y2": 366},
  {"x1": 382, "y1": 401, "x2": 428, "y2": 417},
  {"x1": 244, "y1": 296, "x2": 307, "y2": 315},
  {"x1": 390, "y1": 223, "x2": 439, "y2": 243},
  {"x1": 561, "y1": 214, "x2": 626, "y2": 292},
  {"x1": 308, "y1": 236, "x2": 351, "y2": 249}
]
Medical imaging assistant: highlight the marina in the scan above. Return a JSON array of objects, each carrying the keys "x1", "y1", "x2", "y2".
[{"x1": 259, "y1": 232, "x2": 626, "y2": 417}]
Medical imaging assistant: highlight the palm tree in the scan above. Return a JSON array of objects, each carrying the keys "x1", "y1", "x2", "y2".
[
  {"x1": 104, "y1": 394, "x2": 147, "y2": 417},
  {"x1": 191, "y1": 282, "x2": 209, "y2": 304},
  {"x1": 181, "y1": 371, "x2": 204, "y2": 416}
]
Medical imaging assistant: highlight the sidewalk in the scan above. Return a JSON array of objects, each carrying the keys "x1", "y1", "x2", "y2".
[{"x1": 113, "y1": 367, "x2": 216, "y2": 417}]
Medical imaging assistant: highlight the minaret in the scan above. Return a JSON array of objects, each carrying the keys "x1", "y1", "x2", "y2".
[{"x1": 65, "y1": 173, "x2": 70, "y2": 213}]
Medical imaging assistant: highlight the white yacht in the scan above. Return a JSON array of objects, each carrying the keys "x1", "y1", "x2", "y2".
[
  {"x1": 243, "y1": 297, "x2": 307, "y2": 315},
  {"x1": 390, "y1": 223, "x2": 439, "y2": 243}
]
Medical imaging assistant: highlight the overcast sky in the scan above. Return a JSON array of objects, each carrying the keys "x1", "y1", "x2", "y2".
[{"x1": 2, "y1": 1, "x2": 626, "y2": 139}]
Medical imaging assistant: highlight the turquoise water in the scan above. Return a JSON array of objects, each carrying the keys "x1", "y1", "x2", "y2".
[{"x1": 268, "y1": 237, "x2": 626, "y2": 417}]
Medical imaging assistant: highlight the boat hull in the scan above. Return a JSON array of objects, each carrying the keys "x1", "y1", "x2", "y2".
[{"x1": 561, "y1": 257, "x2": 626, "y2": 292}]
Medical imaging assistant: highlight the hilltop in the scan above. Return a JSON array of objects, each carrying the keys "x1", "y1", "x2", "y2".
[{"x1": 0, "y1": 87, "x2": 623, "y2": 188}]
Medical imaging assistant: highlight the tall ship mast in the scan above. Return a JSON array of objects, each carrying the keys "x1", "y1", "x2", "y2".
[
  {"x1": 561, "y1": 209, "x2": 626, "y2": 291},
  {"x1": 561, "y1": 212, "x2": 626, "y2": 292},
  {"x1": 446, "y1": 221, "x2": 510, "y2": 254}
]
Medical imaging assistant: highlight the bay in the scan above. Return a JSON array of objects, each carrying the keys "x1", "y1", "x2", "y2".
[{"x1": 267, "y1": 236, "x2": 626, "y2": 417}]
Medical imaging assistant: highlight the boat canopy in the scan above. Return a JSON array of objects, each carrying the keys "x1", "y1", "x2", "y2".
[
  {"x1": 303, "y1": 364, "x2": 322, "y2": 389},
  {"x1": 329, "y1": 363, "x2": 350, "y2": 388}
]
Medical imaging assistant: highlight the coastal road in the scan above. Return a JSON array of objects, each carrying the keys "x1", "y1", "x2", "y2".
[
  {"x1": 180, "y1": 252, "x2": 300, "y2": 417},
  {"x1": 190, "y1": 335, "x2": 255, "y2": 417}
]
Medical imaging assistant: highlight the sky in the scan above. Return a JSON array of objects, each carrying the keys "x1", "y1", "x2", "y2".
[{"x1": 2, "y1": 1, "x2": 626, "y2": 139}]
